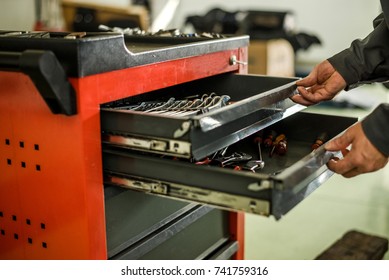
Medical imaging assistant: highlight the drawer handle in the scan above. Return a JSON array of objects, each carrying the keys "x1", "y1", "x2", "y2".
[
  {"x1": 229, "y1": 55, "x2": 247, "y2": 66},
  {"x1": 0, "y1": 50, "x2": 76, "y2": 116}
]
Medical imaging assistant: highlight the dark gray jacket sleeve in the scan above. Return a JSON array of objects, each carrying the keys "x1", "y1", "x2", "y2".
[
  {"x1": 326, "y1": 3, "x2": 389, "y2": 157},
  {"x1": 327, "y1": 13, "x2": 389, "y2": 87},
  {"x1": 361, "y1": 103, "x2": 389, "y2": 156}
]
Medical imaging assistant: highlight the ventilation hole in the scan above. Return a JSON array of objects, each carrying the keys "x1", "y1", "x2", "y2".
[
  {"x1": 21, "y1": 162, "x2": 26, "y2": 168},
  {"x1": 7, "y1": 159, "x2": 11, "y2": 165},
  {"x1": 34, "y1": 144, "x2": 40, "y2": 151},
  {"x1": 40, "y1": 223, "x2": 46, "y2": 230},
  {"x1": 12, "y1": 215, "x2": 17, "y2": 221},
  {"x1": 14, "y1": 233, "x2": 18, "y2": 240},
  {"x1": 26, "y1": 219, "x2": 31, "y2": 225},
  {"x1": 5, "y1": 139, "x2": 10, "y2": 145},
  {"x1": 0, "y1": 211, "x2": 3, "y2": 217},
  {"x1": 36, "y1": 165, "x2": 41, "y2": 171},
  {"x1": 1, "y1": 229, "x2": 5, "y2": 235},
  {"x1": 19, "y1": 141, "x2": 24, "y2": 148},
  {"x1": 28, "y1": 237, "x2": 33, "y2": 244},
  {"x1": 42, "y1": 242, "x2": 47, "y2": 248}
]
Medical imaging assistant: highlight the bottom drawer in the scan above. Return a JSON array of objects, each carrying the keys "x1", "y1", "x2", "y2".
[
  {"x1": 105, "y1": 186, "x2": 196, "y2": 258},
  {"x1": 103, "y1": 111, "x2": 357, "y2": 219},
  {"x1": 109, "y1": 205, "x2": 233, "y2": 260},
  {"x1": 137, "y1": 208, "x2": 232, "y2": 260}
]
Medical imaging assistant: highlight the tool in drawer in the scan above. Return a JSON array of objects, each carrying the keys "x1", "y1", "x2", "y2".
[
  {"x1": 258, "y1": 130, "x2": 288, "y2": 158},
  {"x1": 263, "y1": 130, "x2": 277, "y2": 148},
  {"x1": 110, "y1": 93, "x2": 231, "y2": 117},
  {"x1": 269, "y1": 133, "x2": 287, "y2": 157},
  {"x1": 243, "y1": 134, "x2": 265, "y2": 172},
  {"x1": 195, "y1": 149, "x2": 252, "y2": 168},
  {"x1": 193, "y1": 128, "x2": 287, "y2": 172},
  {"x1": 214, "y1": 152, "x2": 252, "y2": 167},
  {"x1": 311, "y1": 132, "x2": 328, "y2": 151}
]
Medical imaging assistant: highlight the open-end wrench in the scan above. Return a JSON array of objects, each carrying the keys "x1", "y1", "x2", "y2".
[
  {"x1": 215, "y1": 152, "x2": 252, "y2": 167},
  {"x1": 243, "y1": 135, "x2": 265, "y2": 172}
]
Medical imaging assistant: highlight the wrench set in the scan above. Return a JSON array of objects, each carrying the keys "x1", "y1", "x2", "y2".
[{"x1": 112, "y1": 93, "x2": 231, "y2": 117}]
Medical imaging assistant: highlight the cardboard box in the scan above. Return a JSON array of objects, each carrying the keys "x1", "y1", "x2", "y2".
[{"x1": 248, "y1": 39, "x2": 295, "y2": 77}]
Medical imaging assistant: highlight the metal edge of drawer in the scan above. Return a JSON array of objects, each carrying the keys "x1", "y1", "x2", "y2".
[
  {"x1": 194, "y1": 238, "x2": 231, "y2": 260},
  {"x1": 136, "y1": 208, "x2": 231, "y2": 260},
  {"x1": 191, "y1": 76, "x2": 300, "y2": 133},
  {"x1": 268, "y1": 111, "x2": 358, "y2": 219},
  {"x1": 109, "y1": 205, "x2": 214, "y2": 260},
  {"x1": 206, "y1": 240, "x2": 239, "y2": 260},
  {"x1": 105, "y1": 186, "x2": 200, "y2": 258},
  {"x1": 102, "y1": 149, "x2": 273, "y2": 216}
]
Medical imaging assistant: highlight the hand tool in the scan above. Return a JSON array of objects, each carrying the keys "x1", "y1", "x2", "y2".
[
  {"x1": 244, "y1": 133, "x2": 265, "y2": 172},
  {"x1": 275, "y1": 137, "x2": 288, "y2": 155},
  {"x1": 195, "y1": 145, "x2": 229, "y2": 165},
  {"x1": 263, "y1": 130, "x2": 277, "y2": 148},
  {"x1": 243, "y1": 160, "x2": 263, "y2": 172},
  {"x1": 254, "y1": 134, "x2": 264, "y2": 166},
  {"x1": 215, "y1": 152, "x2": 252, "y2": 167},
  {"x1": 311, "y1": 132, "x2": 328, "y2": 151},
  {"x1": 269, "y1": 133, "x2": 287, "y2": 157},
  {"x1": 144, "y1": 97, "x2": 176, "y2": 112}
]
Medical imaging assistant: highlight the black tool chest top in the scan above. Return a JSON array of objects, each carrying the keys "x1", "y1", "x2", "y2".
[{"x1": 0, "y1": 30, "x2": 249, "y2": 77}]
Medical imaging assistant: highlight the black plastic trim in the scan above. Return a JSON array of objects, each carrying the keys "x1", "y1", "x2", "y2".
[{"x1": 0, "y1": 50, "x2": 77, "y2": 116}]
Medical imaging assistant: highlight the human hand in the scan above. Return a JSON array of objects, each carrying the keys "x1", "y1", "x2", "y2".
[
  {"x1": 291, "y1": 60, "x2": 347, "y2": 106},
  {"x1": 325, "y1": 122, "x2": 388, "y2": 178}
]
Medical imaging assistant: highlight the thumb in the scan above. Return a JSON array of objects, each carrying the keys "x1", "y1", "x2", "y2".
[
  {"x1": 296, "y1": 74, "x2": 316, "y2": 87},
  {"x1": 325, "y1": 130, "x2": 353, "y2": 151}
]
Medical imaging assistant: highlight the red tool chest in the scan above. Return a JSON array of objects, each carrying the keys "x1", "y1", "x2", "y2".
[
  {"x1": 0, "y1": 31, "x2": 249, "y2": 259},
  {"x1": 0, "y1": 31, "x2": 356, "y2": 260}
]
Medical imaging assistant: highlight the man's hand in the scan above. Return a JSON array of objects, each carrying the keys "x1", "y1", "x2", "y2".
[
  {"x1": 325, "y1": 122, "x2": 389, "y2": 178},
  {"x1": 292, "y1": 60, "x2": 347, "y2": 106}
]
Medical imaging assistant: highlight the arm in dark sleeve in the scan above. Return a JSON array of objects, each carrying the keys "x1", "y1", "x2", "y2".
[
  {"x1": 361, "y1": 103, "x2": 389, "y2": 156},
  {"x1": 327, "y1": 13, "x2": 389, "y2": 88}
]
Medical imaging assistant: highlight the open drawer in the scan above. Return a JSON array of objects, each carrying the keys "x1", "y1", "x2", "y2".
[
  {"x1": 102, "y1": 111, "x2": 357, "y2": 219},
  {"x1": 101, "y1": 73, "x2": 303, "y2": 160}
]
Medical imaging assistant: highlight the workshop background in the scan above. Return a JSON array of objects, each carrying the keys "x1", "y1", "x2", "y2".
[{"x1": 1, "y1": 0, "x2": 388, "y2": 259}]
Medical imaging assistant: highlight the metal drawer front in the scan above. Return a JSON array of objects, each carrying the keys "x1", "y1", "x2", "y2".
[
  {"x1": 101, "y1": 73, "x2": 303, "y2": 160},
  {"x1": 110, "y1": 208, "x2": 231, "y2": 260},
  {"x1": 103, "y1": 112, "x2": 357, "y2": 219},
  {"x1": 104, "y1": 186, "x2": 198, "y2": 258}
]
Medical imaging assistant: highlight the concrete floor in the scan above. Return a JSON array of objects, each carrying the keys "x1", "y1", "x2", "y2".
[{"x1": 244, "y1": 84, "x2": 389, "y2": 260}]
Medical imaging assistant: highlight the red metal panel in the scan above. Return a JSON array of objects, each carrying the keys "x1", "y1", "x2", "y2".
[
  {"x1": 229, "y1": 212, "x2": 245, "y2": 260},
  {"x1": 0, "y1": 72, "x2": 106, "y2": 259}
]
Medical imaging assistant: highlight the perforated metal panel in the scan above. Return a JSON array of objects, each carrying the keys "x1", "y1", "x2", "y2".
[{"x1": 0, "y1": 72, "x2": 107, "y2": 259}]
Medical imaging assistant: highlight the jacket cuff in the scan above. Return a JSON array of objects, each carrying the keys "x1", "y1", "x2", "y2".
[
  {"x1": 328, "y1": 49, "x2": 361, "y2": 86},
  {"x1": 361, "y1": 103, "x2": 389, "y2": 157}
]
